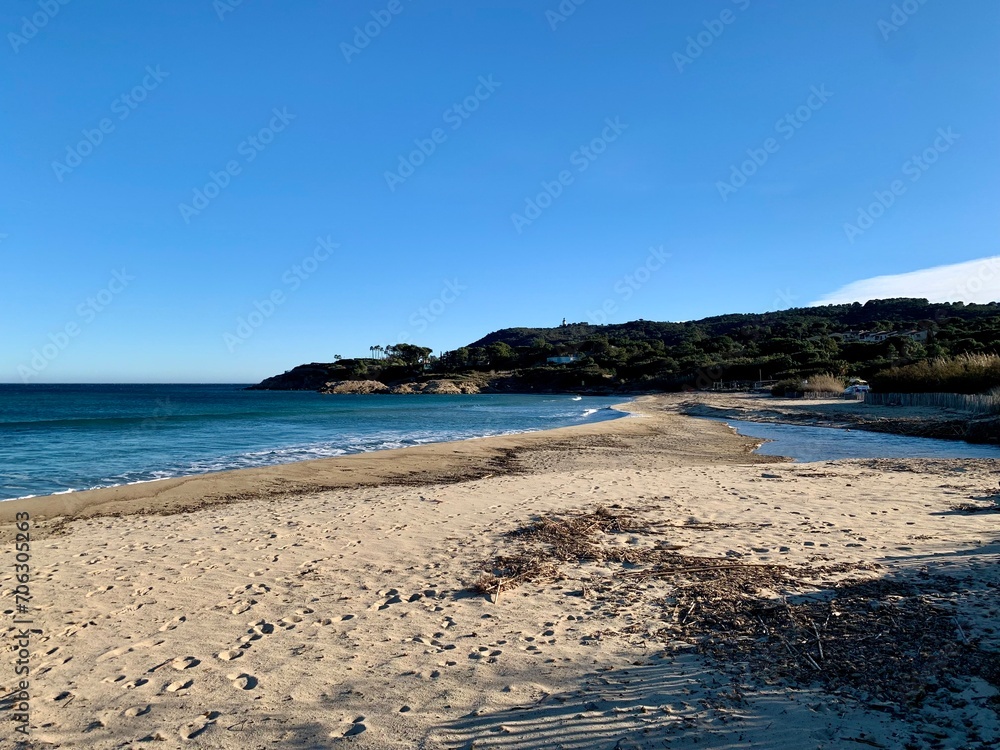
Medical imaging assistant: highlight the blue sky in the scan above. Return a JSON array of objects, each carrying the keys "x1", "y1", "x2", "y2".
[{"x1": 2, "y1": 0, "x2": 998, "y2": 383}]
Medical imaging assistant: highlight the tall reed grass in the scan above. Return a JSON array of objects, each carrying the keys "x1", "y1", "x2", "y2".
[
  {"x1": 871, "y1": 354, "x2": 1000, "y2": 394},
  {"x1": 802, "y1": 374, "x2": 846, "y2": 393}
]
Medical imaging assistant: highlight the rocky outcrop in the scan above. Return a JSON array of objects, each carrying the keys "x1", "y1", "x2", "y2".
[
  {"x1": 251, "y1": 366, "x2": 621, "y2": 396},
  {"x1": 389, "y1": 380, "x2": 481, "y2": 395},
  {"x1": 320, "y1": 380, "x2": 390, "y2": 395},
  {"x1": 389, "y1": 382, "x2": 420, "y2": 395},
  {"x1": 425, "y1": 380, "x2": 478, "y2": 394}
]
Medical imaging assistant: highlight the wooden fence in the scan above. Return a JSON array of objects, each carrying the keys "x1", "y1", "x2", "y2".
[
  {"x1": 800, "y1": 391, "x2": 863, "y2": 400},
  {"x1": 864, "y1": 392, "x2": 1000, "y2": 415}
]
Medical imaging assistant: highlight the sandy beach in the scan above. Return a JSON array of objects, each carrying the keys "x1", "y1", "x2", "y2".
[{"x1": 2, "y1": 395, "x2": 998, "y2": 749}]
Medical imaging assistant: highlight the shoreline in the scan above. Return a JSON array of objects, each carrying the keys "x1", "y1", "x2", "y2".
[
  {"x1": 7, "y1": 390, "x2": 992, "y2": 530},
  {"x1": 0, "y1": 397, "x2": 634, "y2": 524},
  {"x1": 678, "y1": 390, "x2": 1000, "y2": 444},
  {"x1": 0, "y1": 396, "x2": 772, "y2": 535}
]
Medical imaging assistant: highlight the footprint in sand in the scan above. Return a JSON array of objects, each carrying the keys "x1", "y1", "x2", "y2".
[
  {"x1": 249, "y1": 620, "x2": 274, "y2": 635},
  {"x1": 159, "y1": 615, "x2": 187, "y2": 632},
  {"x1": 165, "y1": 679, "x2": 193, "y2": 693},
  {"x1": 83, "y1": 719, "x2": 106, "y2": 733},
  {"x1": 230, "y1": 582, "x2": 271, "y2": 596},
  {"x1": 170, "y1": 656, "x2": 200, "y2": 671},
  {"x1": 226, "y1": 672, "x2": 258, "y2": 690},
  {"x1": 178, "y1": 712, "x2": 219, "y2": 741},
  {"x1": 98, "y1": 637, "x2": 165, "y2": 663},
  {"x1": 217, "y1": 649, "x2": 243, "y2": 661},
  {"x1": 86, "y1": 585, "x2": 114, "y2": 597},
  {"x1": 123, "y1": 705, "x2": 151, "y2": 718},
  {"x1": 333, "y1": 717, "x2": 367, "y2": 738},
  {"x1": 378, "y1": 597, "x2": 402, "y2": 610},
  {"x1": 98, "y1": 645, "x2": 135, "y2": 662}
]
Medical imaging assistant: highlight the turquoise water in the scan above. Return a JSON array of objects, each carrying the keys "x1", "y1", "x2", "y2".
[
  {"x1": 0, "y1": 385, "x2": 628, "y2": 501},
  {"x1": 722, "y1": 418, "x2": 1000, "y2": 463}
]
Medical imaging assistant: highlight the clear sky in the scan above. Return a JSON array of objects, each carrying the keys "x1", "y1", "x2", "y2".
[{"x1": 2, "y1": 0, "x2": 998, "y2": 383}]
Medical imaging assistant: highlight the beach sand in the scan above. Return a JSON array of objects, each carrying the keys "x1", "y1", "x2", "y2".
[{"x1": 1, "y1": 396, "x2": 998, "y2": 748}]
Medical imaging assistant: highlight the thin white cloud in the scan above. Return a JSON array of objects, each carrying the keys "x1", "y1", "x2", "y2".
[{"x1": 811, "y1": 256, "x2": 1000, "y2": 306}]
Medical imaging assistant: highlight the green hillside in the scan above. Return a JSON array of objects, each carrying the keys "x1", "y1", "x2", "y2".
[{"x1": 253, "y1": 298, "x2": 1000, "y2": 393}]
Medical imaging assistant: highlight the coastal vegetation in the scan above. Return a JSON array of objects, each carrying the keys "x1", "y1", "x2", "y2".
[
  {"x1": 252, "y1": 298, "x2": 1000, "y2": 395},
  {"x1": 869, "y1": 353, "x2": 1000, "y2": 395},
  {"x1": 770, "y1": 374, "x2": 845, "y2": 397}
]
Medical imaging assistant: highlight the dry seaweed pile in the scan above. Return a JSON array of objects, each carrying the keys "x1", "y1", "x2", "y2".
[
  {"x1": 473, "y1": 505, "x2": 675, "y2": 597},
  {"x1": 646, "y1": 567, "x2": 999, "y2": 709},
  {"x1": 951, "y1": 503, "x2": 1000, "y2": 514},
  {"x1": 472, "y1": 505, "x2": 1000, "y2": 712},
  {"x1": 950, "y1": 496, "x2": 1000, "y2": 514}
]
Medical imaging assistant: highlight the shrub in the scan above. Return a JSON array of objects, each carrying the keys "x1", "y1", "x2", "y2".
[
  {"x1": 802, "y1": 373, "x2": 845, "y2": 393},
  {"x1": 871, "y1": 354, "x2": 1000, "y2": 394},
  {"x1": 771, "y1": 378, "x2": 803, "y2": 397}
]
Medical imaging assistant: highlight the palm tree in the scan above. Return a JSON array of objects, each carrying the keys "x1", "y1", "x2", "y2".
[{"x1": 369, "y1": 345, "x2": 375, "y2": 360}]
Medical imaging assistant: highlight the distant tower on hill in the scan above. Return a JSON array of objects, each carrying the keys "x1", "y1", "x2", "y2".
[{"x1": 562, "y1": 318, "x2": 567, "y2": 326}]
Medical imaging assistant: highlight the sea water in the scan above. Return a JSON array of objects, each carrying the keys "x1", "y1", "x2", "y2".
[
  {"x1": 722, "y1": 418, "x2": 1000, "y2": 463},
  {"x1": 0, "y1": 384, "x2": 628, "y2": 501}
]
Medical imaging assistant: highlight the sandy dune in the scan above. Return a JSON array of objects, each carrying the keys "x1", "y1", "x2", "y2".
[{"x1": 1, "y1": 396, "x2": 998, "y2": 748}]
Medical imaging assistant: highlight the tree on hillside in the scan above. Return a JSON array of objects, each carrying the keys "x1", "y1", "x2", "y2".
[
  {"x1": 386, "y1": 343, "x2": 433, "y2": 365},
  {"x1": 486, "y1": 342, "x2": 516, "y2": 368},
  {"x1": 440, "y1": 347, "x2": 471, "y2": 369}
]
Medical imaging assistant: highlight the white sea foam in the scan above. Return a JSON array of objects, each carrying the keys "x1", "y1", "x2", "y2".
[{"x1": 1, "y1": 393, "x2": 632, "y2": 501}]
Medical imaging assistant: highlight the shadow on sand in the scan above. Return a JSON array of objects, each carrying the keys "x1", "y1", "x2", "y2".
[{"x1": 429, "y1": 541, "x2": 1000, "y2": 750}]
